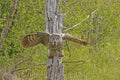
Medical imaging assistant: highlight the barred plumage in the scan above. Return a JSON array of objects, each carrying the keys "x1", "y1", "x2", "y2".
[
  {"x1": 21, "y1": 32, "x2": 88, "y2": 49},
  {"x1": 21, "y1": 32, "x2": 49, "y2": 48}
]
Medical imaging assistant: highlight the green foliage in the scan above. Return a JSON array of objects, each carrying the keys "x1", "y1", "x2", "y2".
[{"x1": 0, "y1": 0, "x2": 120, "y2": 80}]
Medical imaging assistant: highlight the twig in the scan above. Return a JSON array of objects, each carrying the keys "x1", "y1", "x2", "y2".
[
  {"x1": 0, "y1": 41, "x2": 4, "y2": 49},
  {"x1": 64, "y1": 8, "x2": 99, "y2": 32},
  {"x1": 0, "y1": 0, "x2": 18, "y2": 48},
  {"x1": 65, "y1": 41, "x2": 71, "y2": 53},
  {"x1": 63, "y1": 20, "x2": 86, "y2": 32},
  {"x1": 10, "y1": 51, "x2": 36, "y2": 73},
  {"x1": 14, "y1": 55, "x2": 32, "y2": 69},
  {"x1": 11, "y1": 60, "x2": 85, "y2": 72},
  {"x1": 63, "y1": 16, "x2": 89, "y2": 32},
  {"x1": 12, "y1": 63, "x2": 46, "y2": 73},
  {"x1": 63, "y1": 60, "x2": 85, "y2": 64},
  {"x1": 90, "y1": 7, "x2": 99, "y2": 18}
]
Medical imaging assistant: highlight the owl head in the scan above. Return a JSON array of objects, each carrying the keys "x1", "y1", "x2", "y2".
[{"x1": 49, "y1": 34, "x2": 62, "y2": 45}]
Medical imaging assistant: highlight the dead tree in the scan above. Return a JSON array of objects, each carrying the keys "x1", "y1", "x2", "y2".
[
  {"x1": 21, "y1": 0, "x2": 88, "y2": 80},
  {"x1": 45, "y1": 0, "x2": 88, "y2": 79},
  {"x1": 45, "y1": 0, "x2": 65, "y2": 80}
]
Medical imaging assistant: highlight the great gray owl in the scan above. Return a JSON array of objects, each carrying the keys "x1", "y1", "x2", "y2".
[
  {"x1": 48, "y1": 34, "x2": 64, "y2": 58},
  {"x1": 21, "y1": 32, "x2": 88, "y2": 58}
]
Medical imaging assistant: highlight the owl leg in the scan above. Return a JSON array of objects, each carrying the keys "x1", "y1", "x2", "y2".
[
  {"x1": 48, "y1": 47, "x2": 59, "y2": 58},
  {"x1": 58, "y1": 50, "x2": 64, "y2": 57},
  {"x1": 48, "y1": 54, "x2": 54, "y2": 59},
  {"x1": 48, "y1": 52, "x2": 64, "y2": 58},
  {"x1": 48, "y1": 51, "x2": 54, "y2": 59}
]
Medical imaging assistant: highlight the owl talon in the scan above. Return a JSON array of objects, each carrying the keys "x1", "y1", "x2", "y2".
[
  {"x1": 48, "y1": 54, "x2": 64, "y2": 59},
  {"x1": 48, "y1": 56, "x2": 54, "y2": 59},
  {"x1": 59, "y1": 53, "x2": 64, "y2": 57}
]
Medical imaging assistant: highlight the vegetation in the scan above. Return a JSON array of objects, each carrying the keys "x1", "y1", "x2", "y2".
[{"x1": 0, "y1": 0, "x2": 120, "y2": 80}]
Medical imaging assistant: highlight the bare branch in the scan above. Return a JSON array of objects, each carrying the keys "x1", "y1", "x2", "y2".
[
  {"x1": 63, "y1": 60, "x2": 85, "y2": 64},
  {"x1": 0, "y1": 0, "x2": 18, "y2": 48},
  {"x1": 64, "y1": 17, "x2": 89, "y2": 32},
  {"x1": 89, "y1": 7, "x2": 99, "y2": 18},
  {"x1": 12, "y1": 60, "x2": 85, "y2": 73},
  {"x1": 12, "y1": 63, "x2": 46, "y2": 73},
  {"x1": 14, "y1": 55, "x2": 32, "y2": 69},
  {"x1": 63, "y1": 8, "x2": 99, "y2": 32},
  {"x1": 65, "y1": 41, "x2": 71, "y2": 53},
  {"x1": 0, "y1": 41, "x2": 4, "y2": 49},
  {"x1": 2, "y1": 71, "x2": 19, "y2": 80}
]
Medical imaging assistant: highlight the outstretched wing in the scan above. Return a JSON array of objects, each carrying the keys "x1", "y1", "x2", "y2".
[
  {"x1": 62, "y1": 34, "x2": 89, "y2": 46},
  {"x1": 21, "y1": 32, "x2": 49, "y2": 48}
]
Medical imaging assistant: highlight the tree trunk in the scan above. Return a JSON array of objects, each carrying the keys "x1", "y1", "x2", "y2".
[{"x1": 45, "y1": 0, "x2": 65, "y2": 80}]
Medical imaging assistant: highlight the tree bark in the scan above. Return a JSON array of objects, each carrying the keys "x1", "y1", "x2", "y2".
[{"x1": 45, "y1": 0, "x2": 65, "y2": 80}]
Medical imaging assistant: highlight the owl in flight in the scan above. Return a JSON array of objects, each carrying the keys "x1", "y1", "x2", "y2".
[{"x1": 21, "y1": 32, "x2": 88, "y2": 48}]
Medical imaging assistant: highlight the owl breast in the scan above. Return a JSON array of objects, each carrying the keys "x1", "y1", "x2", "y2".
[{"x1": 48, "y1": 34, "x2": 64, "y2": 58}]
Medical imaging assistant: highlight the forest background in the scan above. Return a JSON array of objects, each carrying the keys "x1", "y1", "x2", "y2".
[{"x1": 0, "y1": 0, "x2": 120, "y2": 80}]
